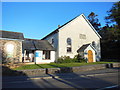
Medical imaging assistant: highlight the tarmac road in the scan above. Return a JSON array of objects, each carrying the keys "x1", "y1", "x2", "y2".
[{"x1": 2, "y1": 67, "x2": 120, "y2": 89}]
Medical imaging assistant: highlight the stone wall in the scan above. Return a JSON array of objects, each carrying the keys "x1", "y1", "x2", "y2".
[
  {"x1": 2, "y1": 63, "x2": 120, "y2": 76},
  {"x1": 0, "y1": 39, "x2": 22, "y2": 63},
  {"x1": 18, "y1": 69, "x2": 46, "y2": 76}
]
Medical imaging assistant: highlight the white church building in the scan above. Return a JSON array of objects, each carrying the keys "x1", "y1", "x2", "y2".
[
  {"x1": 42, "y1": 14, "x2": 101, "y2": 63},
  {"x1": 1, "y1": 14, "x2": 101, "y2": 64}
]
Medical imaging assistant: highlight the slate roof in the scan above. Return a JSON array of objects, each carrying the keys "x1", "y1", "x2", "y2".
[
  {"x1": 77, "y1": 44, "x2": 90, "y2": 52},
  {"x1": 0, "y1": 30, "x2": 24, "y2": 40},
  {"x1": 23, "y1": 38, "x2": 55, "y2": 51}
]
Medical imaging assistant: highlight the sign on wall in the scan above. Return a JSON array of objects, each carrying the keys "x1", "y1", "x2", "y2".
[
  {"x1": 79, "y1": 34, "x2": 86, "y2": 39},
  {"x1": 35, "y1": 52, "x2": 40, "y2": 57},
  {"x1": 35, "y1": 51, "x2": 42, "y2": 58}
]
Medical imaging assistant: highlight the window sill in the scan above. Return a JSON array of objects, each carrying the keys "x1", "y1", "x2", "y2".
[
  {"x1": 42, "y1": 59, "x2": 51, "y2": 60},
  {"x1": 66, "y1": 52, "x2": 73, "y2": 54}
]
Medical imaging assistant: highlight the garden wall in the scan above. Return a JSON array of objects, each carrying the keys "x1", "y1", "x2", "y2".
[{"x1": 3, "y1": 63, "x2": 120, "y2": 76}]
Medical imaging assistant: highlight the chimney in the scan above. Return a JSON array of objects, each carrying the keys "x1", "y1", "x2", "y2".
[{"x1": 58, "y1": 25, "x2": 61, "y2": 28}]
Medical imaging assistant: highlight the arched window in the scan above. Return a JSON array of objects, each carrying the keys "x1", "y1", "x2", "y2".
[
  {"x1": 92, "y1": 41, "x2": 96, "y2": 48},
  {"x1": 67, "y1": 38, "x2": 72, "y2": 52},
  {"x1": 67, "y1": 38, "x2": 71, "y2": 45}
]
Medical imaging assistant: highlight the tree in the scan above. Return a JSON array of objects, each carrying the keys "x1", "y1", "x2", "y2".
[
  {"x1": 105, "y1": 1, "x2": 120, "y2": 40},
  {"x1": 105, "y1": 1, "x2": 120, "y2": 28},
  {"x1": 100, "y1": 1, "x2": 120, "y2": 60},
  {"x1": 88, "y1": 12, "x2": 101, "y2": 32}
]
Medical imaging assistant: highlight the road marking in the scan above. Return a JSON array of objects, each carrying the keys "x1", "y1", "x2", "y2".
[
  {"x1": 96, "y1": 85, "x2": 119, "y2": 90},
  {"x1": 3, "y1": 72, "x2": 118, "y2": 84},
  {"x1": 84, "y1": 72, "x2": 116, "y2": 77},
  {"x1": 28, "y1": 76, "x2": 52, "y2": 80},
  {"x1": 27, "y1": 72, "x2": 117, "y2": 80}
]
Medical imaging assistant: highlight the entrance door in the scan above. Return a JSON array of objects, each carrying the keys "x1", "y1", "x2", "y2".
[{"x1": 88, "y1": 50, "x2": 93, "y2": 62}]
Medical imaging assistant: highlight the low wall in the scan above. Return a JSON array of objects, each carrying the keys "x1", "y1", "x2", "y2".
[
  {"x1": 2, "y1": 63, "x2": 120, "y2": 76},
  {"x1": 18, "y1": 69, "x2": 46, "y2": 76}
]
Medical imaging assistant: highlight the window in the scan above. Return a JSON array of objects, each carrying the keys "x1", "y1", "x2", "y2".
[
  {"x1": 43, "y1": 51, "x2": 50, "y2": 59},
  {"x1": 92, "y1": 41, "x2": 96, "y2": 48},
  {"x1": 52, "y1": 38, "x2": 54, "y2": 44},
  {"x1": 67, "y1": 38, "x2": 71, "y2": 45},
  {"x1": 67, "y1": 38, "x2": 72, "y2": 53},
  {"x1": 67, "y1": 47, "x2": 72, "y2": 52}
]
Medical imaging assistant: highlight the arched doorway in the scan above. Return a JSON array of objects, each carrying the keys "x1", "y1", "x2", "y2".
[{"x1": 88, "y1": 50, "x2": 93, "y2": 62}]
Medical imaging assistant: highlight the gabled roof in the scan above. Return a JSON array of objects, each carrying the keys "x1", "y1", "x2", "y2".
[
  {"x1": 42, "y1": 15, "x2": 80, "y2": 40},
  {"x1": 23, "y1": 38, "x2": 55, "y2": 51},
  {"x1": 42, "y1": 14, "x2": 101, "y2": 40},
  {"x1": 22, "y1": 38, "x2": 36, "y2": 50},
  {"x1": 77, "y1": 44, "x2": 90, "y2": 52},
  {"x1": 0, "y1": 30, "x2": 24, "y2": 40},
  {"x1": 77, "y1": 43, "x2": 97, "y2": 53},
  {"x1": 81, "y1": 14, "x2": 101, "y2": 38}
]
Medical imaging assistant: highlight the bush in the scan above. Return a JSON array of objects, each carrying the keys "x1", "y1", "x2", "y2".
[
  {"x1": 56, "y1": 54, "x2": 87, "y2": 63},
  {"x1": 57, "y1": 56, "x2": 73, "y2": 63}
]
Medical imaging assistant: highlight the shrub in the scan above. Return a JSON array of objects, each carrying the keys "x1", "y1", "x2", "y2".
[
  {"x1": 73, "y1": 54, "x2": 87, "y2": 63},
  {"x1": 57, "y1": 56, "x2": 73, "y2": 63},
  {"x1": 56, "y1": 54, "x2": 87, "y2": 63}
]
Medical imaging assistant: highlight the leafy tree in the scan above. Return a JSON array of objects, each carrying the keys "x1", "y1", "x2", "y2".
[{"x1": 88, "y1": 12, "x2": 101, "y2": 31}]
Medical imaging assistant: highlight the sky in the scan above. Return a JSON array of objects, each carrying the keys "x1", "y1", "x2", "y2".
[{"x1": 2, "y1": 2, "x2": 115, "y2": 39}]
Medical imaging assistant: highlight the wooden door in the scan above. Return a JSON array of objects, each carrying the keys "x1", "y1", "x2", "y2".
[{"x1": 88, "y1": 50, "x2": 93, "y2": 63}]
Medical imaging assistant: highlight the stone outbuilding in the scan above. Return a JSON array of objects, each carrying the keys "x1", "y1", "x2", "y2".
[
  {"x1": 0, "y1": 30, "x2": 55, "y2": 64},
  {"x1": 0, "y1": 30, "x2": 24, "y2": 63}
]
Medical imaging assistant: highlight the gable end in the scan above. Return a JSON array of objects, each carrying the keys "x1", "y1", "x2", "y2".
[{"x1": 81, "y1": 14, "x2": 102, "y2": 38}]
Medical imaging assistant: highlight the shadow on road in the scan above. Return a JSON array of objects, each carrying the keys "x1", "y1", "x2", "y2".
[
  {"x1": 2, "y1": 66, "x2": 41, "y2": 88},
  {"x1": 46, "y1": 65, "x2": 119, "y2": 89},
  {"x1": 2, "y1": 65, "x2": 120, "y2": 89}
]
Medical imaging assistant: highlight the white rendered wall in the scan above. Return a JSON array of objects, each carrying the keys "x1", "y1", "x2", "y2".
[
  {"x1": 43, "y1": 33, "x2": 59, "y2": 60},
  {"x1": 58, "y1": 14, "x2": 101, "y2": 60},
  {"x1": 34, "y1": 50, "x2": 55, "y2": 64}
]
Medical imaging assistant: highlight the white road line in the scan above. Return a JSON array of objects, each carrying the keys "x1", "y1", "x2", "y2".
[{"x1": 96, "y1": 85, "x2": 119, "y2": 90}]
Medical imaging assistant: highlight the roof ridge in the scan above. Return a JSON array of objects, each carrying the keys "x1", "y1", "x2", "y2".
[
  {"x1": 24, "y1": 38, "x2": 41, "y2": 41},
  {"x1": 0, "y1": 30, "x2": 23, "y2": 34},
  {"x1": 42, "y1": 14, "x2": 82, "y2": 40}
]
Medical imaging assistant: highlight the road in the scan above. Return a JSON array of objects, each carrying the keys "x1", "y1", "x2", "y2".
[{"x1": 2, "y1": 67, "x2": 120, "y2": 89}]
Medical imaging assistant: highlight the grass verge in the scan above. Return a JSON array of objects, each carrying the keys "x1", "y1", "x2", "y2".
[{"x1": 14, "y1": 61, "x2": 116, "y2": 70}]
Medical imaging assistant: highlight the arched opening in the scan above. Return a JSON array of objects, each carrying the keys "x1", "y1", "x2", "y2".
[
  {"x1": 92, "y1": 41, "x2": 96, "y2": 48},
  {"x1": 67, "y1": 38, "x2": 72, "y2": 52},
  {"x1": 5, "y1": 42, "x2": 16, "y2": 58},
  {"x1": 88, "y1": 50, "x2": 93, "y2": 62}
]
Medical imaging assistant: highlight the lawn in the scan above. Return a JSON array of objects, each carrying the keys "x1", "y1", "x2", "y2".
[{"x1": 14, "y1": 62, "x2": 116, "y2": 70}]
